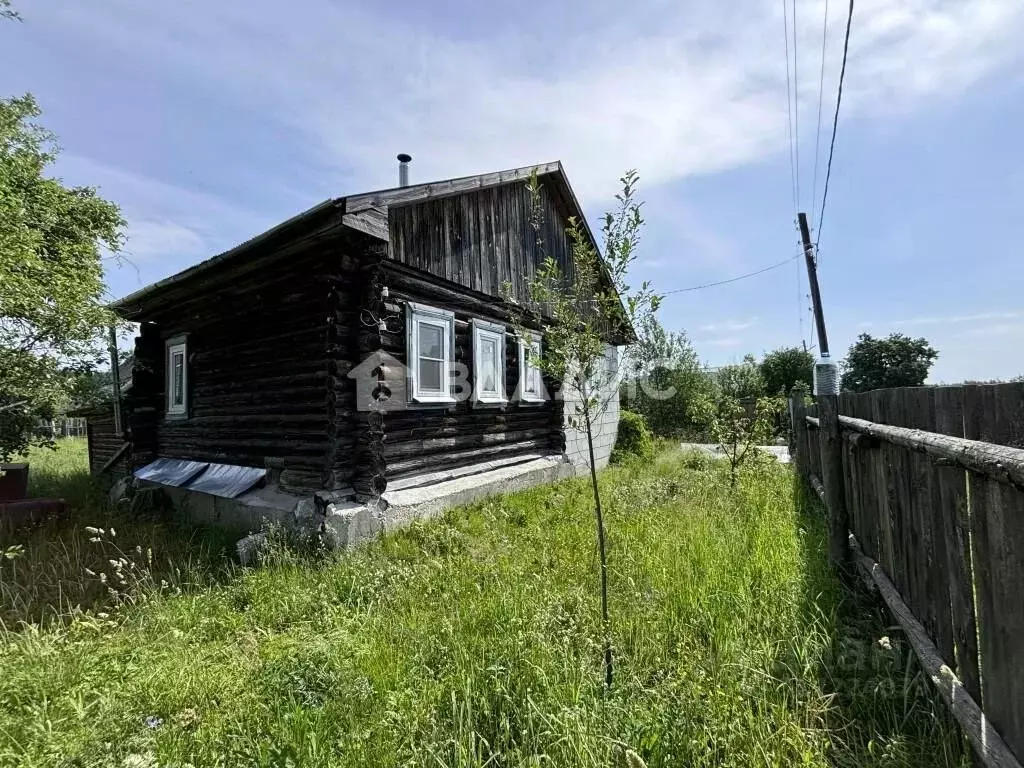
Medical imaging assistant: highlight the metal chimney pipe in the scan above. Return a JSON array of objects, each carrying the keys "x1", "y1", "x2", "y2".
[{"x1": 397, "y1": 153, "x2": 412, "y2": 187}]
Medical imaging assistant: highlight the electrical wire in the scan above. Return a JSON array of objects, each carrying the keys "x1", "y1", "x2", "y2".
[
  {"x1": 782, "y1": 0, "x2": 798, "y2": 215},
  {"x1": 660, "y1": 254, "x2": 801, "y2": 296},
  {"x1": 816, "y1": 0, "x2": 854, "y2": 247},
  {"x1": 810, "y1": 0, "x2": 830, "y2": 229},
  {"x1": 791, "y1": 0, "x2": 800, "y2": 207}
]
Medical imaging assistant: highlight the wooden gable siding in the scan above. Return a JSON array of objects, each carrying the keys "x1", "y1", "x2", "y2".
[
  {"x1": 375, "y1": 264, "x2": 564, "y2": 482},
  {"x1": 85, "y1": 408, "x2": 128, "y2": 480},
  {"x1": 387, "y1": 181, "x2": 576, "y2": 304},
  {"x1": 129, "y1": 242, "x2": 358, "y2": 494}
]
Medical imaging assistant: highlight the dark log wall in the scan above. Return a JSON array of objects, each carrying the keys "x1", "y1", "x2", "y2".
[
  {"x1": 128, "y1": 240, "x2": 358, "y2": 495},
  {"x1": 375, "y1": 263, "x2": 564, "y2": 483},
  {"x1": 388, "y1": 180, "x2": 575, "y2": 305},
  {"x1": 84, "y1": 408, "x2": 128, "y2": 479}
]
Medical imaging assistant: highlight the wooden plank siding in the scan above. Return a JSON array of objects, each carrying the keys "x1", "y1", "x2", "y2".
[
  {"x1": 387, "y1": 181, "x2": 576, "y2": 306},
  {"x1": 128, "y1": 237, "x2": 360, "y2": 495},
  {"x1": 83, "y1": 408, "x2": 128, "y2": 480}
]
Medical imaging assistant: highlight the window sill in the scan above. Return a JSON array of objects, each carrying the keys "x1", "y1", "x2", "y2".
[
  {"x1": 165, "y1": 411, "x2": 189, "y2": 421},
  {"x1": 410, "y1": 396, "x2": 457, "y2": 408},
  {"x1": 518, "y1": 397, "x2": 547, "y2": 406},
  {"x1": 473, "y1": 397, "x2": 508, "y2": 409}
]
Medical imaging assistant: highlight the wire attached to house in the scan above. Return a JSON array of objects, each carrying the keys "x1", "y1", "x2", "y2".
[
  {"x1": 660, "y1": 253, "x2": 801, "y2": 296},
  {"x1": 816, "y1": 0, "x2": 855, "y2": 247}
]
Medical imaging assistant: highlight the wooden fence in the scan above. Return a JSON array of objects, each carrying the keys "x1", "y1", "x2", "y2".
[
  {"x1": 791, "y1": 384, "x2": 1024, "y2": 768},
  {"x1": 37, "y1": 417, "x2": 88, "y2": 439}
]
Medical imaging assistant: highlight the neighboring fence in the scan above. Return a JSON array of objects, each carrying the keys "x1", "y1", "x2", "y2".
[
  {"x1": 791, "y1": 384, "x2": 1024, "y2": 768},
  {"x1": 37, "y1": 417, "x2": 88, "y2": 439}
]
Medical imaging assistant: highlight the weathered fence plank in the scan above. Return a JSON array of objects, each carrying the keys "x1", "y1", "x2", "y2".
[
  {"x1": 819, "y1": 395, "x2": 850, "y2": 568},
  {"x1": 850, "y1": 533, "x2": 1023, "y2": 768},
  {"x1": 871, "y1": 389, "x2": 904, "y2": 597},
  {"x1": 932, "y1": 385, "x2": 980, "y2": 702},
  {"x1": 904, "y1": 386, "x2": 952, "y2": 664},
  {"x1": 963, "y1": 384, "x2": 1024, "y2": 759}
]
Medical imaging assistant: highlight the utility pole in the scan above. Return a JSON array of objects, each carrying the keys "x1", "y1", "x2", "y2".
[
  {"x1": 798, "y1": 212, "x2": 829, "y2": 356},
  {"x1": 796, "y1": 212, "x2": 848, "y2": 570}
]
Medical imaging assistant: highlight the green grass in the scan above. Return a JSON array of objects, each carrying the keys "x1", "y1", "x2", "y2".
[
  {"x1": 1, "y1": 439, "x2": 235, "y2": 629},
  {"x1": 0, "y1": 445, "x2": 964, "y2": 767}
]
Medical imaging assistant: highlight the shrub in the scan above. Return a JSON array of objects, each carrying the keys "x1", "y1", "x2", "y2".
[{"x1": 611, "y1": 410, "x2": 654, "y2": 464}]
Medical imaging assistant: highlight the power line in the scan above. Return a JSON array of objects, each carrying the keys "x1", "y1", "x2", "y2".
[
  {"x1": 816, "y1": 0, "x2": 854, "y2": 247},
  {"x1": 782, "y1": 0, "x2": 798, "y2": 215},
  {"x1": 810, "y1": 0, "x2": 830, "y2": 228},
  {"x1": 660, "y1": 254, "x2": 801, "y2": 296},
  {"x1": 791, "y1": 0, "x2": 800, "y2": 208}
]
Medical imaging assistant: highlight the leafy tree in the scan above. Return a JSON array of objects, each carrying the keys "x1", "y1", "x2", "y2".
[
  {"x1": 691, "y1": 393, "x2": 786, "y2": 487},
  {"x1": 760, "y1": 346, "x2": 814, "y2": 396},
  {"x1": 511, "y1": 169, "x2": 660, "y2": 689},
  {"x1": 0, "y1": 94, "x2": 124, "y2": 461},
  {"x1": 716, "y1": 354, "x2": 765, "y2": 401},
  {"x1": 1, "y1": 0, "x2": 19, "y2": 22},
  {"x1": 840, "y1": 333, "x2": 938, "y2": 393},
  {"x1": 623, "y1": 315, "x2": 715, "y2": 437}
]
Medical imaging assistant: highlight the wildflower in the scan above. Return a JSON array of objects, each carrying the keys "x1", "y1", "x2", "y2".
[
  {"x1": 97, "y1": 612, "x2": 109, "y2": 619},
  {"x1": 122, "y1": 753, "x2": 157, "y2": 768},
  {"x1": 109, "y1": 527, "x2": 116, "y2": 537},
  {"x1": 135, "y1": 545, "x2": 143, "y2": 555},
  {"x1": 877, "y1": 636, "x2": 892, "y2": 651},
  {"x1": 84, "y1": 526, "x2": 102, "y2": 535},
  {"x1": 144, "y1": 715, "x2": 163, "y2": 729},
  {"x1": 89, "y1": 537, "x2": 101, "y2": 543},
  {"x1": 84, "y1": 568, "x2": 96, "y2": 577},
  {"x1": 99, "y1": 572, "x2": 108, "y2": 584}
]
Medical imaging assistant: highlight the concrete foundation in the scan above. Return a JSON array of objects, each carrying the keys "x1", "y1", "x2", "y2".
[{"x1": 131, "y1": 453, "x2": 574, "y2": 555}]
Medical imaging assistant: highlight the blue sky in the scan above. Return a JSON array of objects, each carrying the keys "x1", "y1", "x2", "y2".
[{"x1": 3, "y1": 0, "x2": 1023, "y2": 382}]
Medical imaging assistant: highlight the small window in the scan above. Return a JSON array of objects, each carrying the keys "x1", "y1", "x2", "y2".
[
  {"x1": 165, "y1": 337, "x2": 188, "y2": 417},
  {"x1": 472, "y1": 320, "x2": 507, "y2": 405},
  {"x1": 406, "y1": 303, "x2": 456, "y2": 404},
  {"x1": 518, "y1": 333, "x2": 545, "y2": 403}
]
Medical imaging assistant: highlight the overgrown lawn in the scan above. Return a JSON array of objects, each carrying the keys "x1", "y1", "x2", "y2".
[{"x1": 0, "y1": 446, "x2": 964, "y2": 766}]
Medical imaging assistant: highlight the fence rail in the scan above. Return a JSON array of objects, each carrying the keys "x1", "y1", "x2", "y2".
[
  {"x1": 36, "y1": 417, "x2": 88, "y2": 439},
  {"x1": 791, "y1": 384, "x2": 1024, "y2": 768}
]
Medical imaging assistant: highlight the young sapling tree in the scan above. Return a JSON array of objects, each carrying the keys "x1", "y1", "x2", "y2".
[{"x1": 508, "y1": 170, "x2": 660, "y2": 689}]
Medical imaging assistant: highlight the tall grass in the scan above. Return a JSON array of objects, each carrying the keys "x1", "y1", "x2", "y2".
[
  {"x1": 0, "y1": 446, "x2": 964, "y2": 766},
  {"x1": 0, "y1": 439, "x2": 235, "y2": 629}
]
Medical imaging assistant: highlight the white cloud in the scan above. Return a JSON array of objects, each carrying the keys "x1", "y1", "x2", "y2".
[
  {"x1": 22, "y1": 0, "x2": 1024, "y2": 203},
  {"x1": 699, "y1": 318, "x2": 760, "y2": 333},
  {"x1": 694, "y1": 336, "x2": 744, "y2": 348},
  {"x1": 861, "y1": 309, "x2": 1024, "y2": 328}
]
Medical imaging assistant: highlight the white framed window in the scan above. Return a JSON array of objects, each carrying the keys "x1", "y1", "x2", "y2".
[
  {"x1": 518, "y1": 332, "x2": 545, "y2": 403},
  {"x1": 472, "y1": 320, "x2": 507, "y2": 405},
  {"x1": 165, "y1": 336, "x2": 188, "y2": 417},
  {"x1": 406, "y1": 302, "x2": 456, "y2": 404}
]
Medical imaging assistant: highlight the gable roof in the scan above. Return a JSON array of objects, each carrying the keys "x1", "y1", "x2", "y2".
[{"x1": 110, "y1": 162, "x2": 633, "y2": 340}]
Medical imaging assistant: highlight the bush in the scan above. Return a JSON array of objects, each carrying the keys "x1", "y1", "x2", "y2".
[{"x1": 611, "y1": 410, "x2": 654, "y2": 464}]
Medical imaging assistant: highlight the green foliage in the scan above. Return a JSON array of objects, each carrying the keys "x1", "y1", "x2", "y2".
[
  {"x1": 841, "y1": 333, "x2": 938, "y2": 393},
  {"x1": 0, "y1": 0, "x2": 19, "y2": 21},
  {"x1": 760, "y1": 346, "x2": 815, "y2": 396},
  {"x1": 692, "y1": 394, "x2": 786, "y2": 486},
  {"x1": 0, "y1": 450, "x2": 964, "y2": 766},
  {"x1": 622, "y1": 315, "x2": 717, "y2": 438},
  {"x1": 611, "y1": 410, "x2": 654, "y2": 464},
  {"x1": 508, "y1": 170, "x2": 662, "y2": 688},
  {"x1": 0, "y1": 95, "x2": 125, "y2": 461},
  {"x1": 716, "y1": 354, "x2": 765, "y2": 401}
]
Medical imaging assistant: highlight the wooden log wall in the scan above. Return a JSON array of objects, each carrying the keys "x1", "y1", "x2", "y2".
[
  {"x1": 388, "y1": 180, "x2": 576, "y2": 306},
  {"x1": 792, "y1": 384, "x2": 1024, "y2": 764},
  {"x1": 128, "y1": 240, "x2": 358, "y2": 495},
  {"x1": 372, "y1": 263, "x2": 564, "y2": 484},
  {"x1": 84, "y1": 408, "x2": 128, "y2": 480}
]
